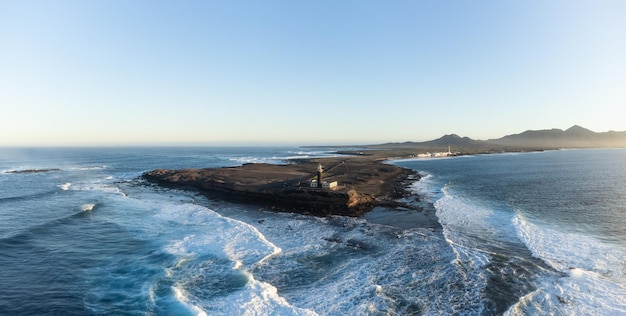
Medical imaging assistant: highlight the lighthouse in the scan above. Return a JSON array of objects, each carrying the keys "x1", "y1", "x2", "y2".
[
  {"x1": 309, "y1": 163, "x2": 338, "y2": 189},
  {"x1": 317, "y1": 164, "x2": 323, "y2": 188}
]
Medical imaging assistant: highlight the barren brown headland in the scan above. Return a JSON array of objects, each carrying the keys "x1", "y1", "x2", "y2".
[{"x1": 143, "y1": 156, "x2": 418, "y2": 217}]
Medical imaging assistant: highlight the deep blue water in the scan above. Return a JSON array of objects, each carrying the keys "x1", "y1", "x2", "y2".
[{"x1": 0, "y1": 147, "x2": 624, "y2": 315}]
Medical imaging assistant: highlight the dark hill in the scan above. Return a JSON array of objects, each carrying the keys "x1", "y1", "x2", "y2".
[
  {"x1": 420, "y1": 134, "x2": 482, "y2": 147},
  {"x1": 355, "y1": 133, "x2": 507, "y2": 156},
  {"x1": 565, "y1": 125, "x2": 595, "y2": 136},
  {"x1": 369, "y1": 134, "x2": 485, "y2": 150},
  {"x1": 487, "y1": 125, "x2": 626, "y2": 148}
]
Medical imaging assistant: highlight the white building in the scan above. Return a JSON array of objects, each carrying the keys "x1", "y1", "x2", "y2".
[
  {"x1": 417, "y1": 146, "x2": 453, "y2": 158},
  {"x1": 310, "y1": 180, "x2": 338, "y2": 189},
  {"x1": 322, "y1": 181, "x2": 338, "y2": 189}
]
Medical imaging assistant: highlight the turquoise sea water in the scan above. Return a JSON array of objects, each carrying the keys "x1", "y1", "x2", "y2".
[{"x1": 0, "y1": 147, "x2": 624, "y2": 315}]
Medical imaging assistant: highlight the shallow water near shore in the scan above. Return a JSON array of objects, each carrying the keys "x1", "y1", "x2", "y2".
[{"x1": 1, "y1": 147, "x2": 624, "y2": 315}]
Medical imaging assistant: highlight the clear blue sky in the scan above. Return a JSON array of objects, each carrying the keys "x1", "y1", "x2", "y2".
[{"x1": 1, "y1": 0, "x2": 625, "y2": 146}]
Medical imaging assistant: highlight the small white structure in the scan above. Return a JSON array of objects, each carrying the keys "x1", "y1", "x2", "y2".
[
  {"x1": 310, "y1": 180, "x2": 338, "y2": 189},
  {"x1": 322, "y1": 181, "x2": 338, "y2": 189},
  {"x1": 417, "y1": 146, "x2": 454, "y2": 158}
]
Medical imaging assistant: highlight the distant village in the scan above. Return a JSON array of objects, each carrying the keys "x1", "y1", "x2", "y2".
[{"x1": 416, "y1": 146, "x2": 457, "y2": 158}]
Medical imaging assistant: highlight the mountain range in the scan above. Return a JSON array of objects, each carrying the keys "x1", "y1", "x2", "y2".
[{"x1": 367, "y1": 125, "x2": 626, "y2": 154}]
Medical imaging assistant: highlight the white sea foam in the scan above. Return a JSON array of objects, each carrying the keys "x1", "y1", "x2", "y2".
[
  {"x1": 409, "y1": 176, "x2": 531, "y2": 313},
  {"x1": 81, "y1": 203, "x2": 95, "y2": 211},
  {"x1": 408, "y1": 173, "x2": 440, "y2": 203},
  {"x1": 172, "y1": 286, "x2": 208, "y2": 316},
  {"x1": 146, "y1": 201, "x2": 327, "y2": 315},
  {"x1": 511, "y1": 215, "x2": 626, "y2": 315},
  {"x1": 86, "y1": 191, "x2": 303, "y2": 315},
  {"x1": 69, "y1": 165, "x2": 107, "y2": 171},
  {"x1": 58, "y1": 182, "x2": 72, "y2": 190},
  {"x1": 227, "y1": 150, "x2": 339, "y2": 166},
  {"x1": 211, "y1": 272, "x2": 318, "y2": 316},
  {"x1": 282, "y1": 151, "x2": 340, "y2": 160},
  {"x1": 228, "y1": 157, "x2": 270, "y2": 164},
  {"x1": 288, "y1": 150, "x2": 335, "y2": 156},
  {"x1": 227, "y1": 156, "x2": 297, "y2": 165},
  {"x1": 69, "y1": 179, "x2": 127, "y2": 197},
  {"x1": 433, "y1": 211, "x2": 491, "y2": 314},
  {"x1": 1, "y1": 166, "x2": 53, "y2": 173},
  {"x1": 514, "y1": 215, "x2": 625, "y2": 282},
  {"x1": 434, "y1": 186, "x2": 521, "y2": 249},
  {"x1": 159, "y1": 203, "x2": 282, "y2": 269},
  {"x1": 226, "y1": 209, "x2": 490, "y2": 315},
  {"x1": 504, "y1": 269, "x2": 626, "y2": 315}
]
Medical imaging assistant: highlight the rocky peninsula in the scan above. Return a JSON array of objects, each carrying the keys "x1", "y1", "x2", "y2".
[{"x1": 143, "y1": 157, "x2": 417, "y2": 216}]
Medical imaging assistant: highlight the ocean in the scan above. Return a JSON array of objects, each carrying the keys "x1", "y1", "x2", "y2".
[{"x1": 0, "y1": 147, "x2": 624, "y2": 315}]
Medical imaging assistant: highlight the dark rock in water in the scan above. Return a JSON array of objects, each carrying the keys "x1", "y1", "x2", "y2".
[
  {"x1": 345, "y1": 239, "x2": 374, "y2": 250},
  {"x1": 323, "y1": 236, "x2": 342, "y2": 244},
  {"x1": 142, "y1": 157, "x2": 418, "y2": 217},
  {"x1": 5, "y1": 168, "x2": 61, "y2": 174}
]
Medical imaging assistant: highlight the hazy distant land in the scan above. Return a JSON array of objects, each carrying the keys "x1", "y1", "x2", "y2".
[{"x1": 335, "y1": 125, "x2": 626, "y2": 158}]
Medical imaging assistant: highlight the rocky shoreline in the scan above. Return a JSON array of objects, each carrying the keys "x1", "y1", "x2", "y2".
[{"x1": 142, "y1": 156, "x2": 419, "y2": 217}]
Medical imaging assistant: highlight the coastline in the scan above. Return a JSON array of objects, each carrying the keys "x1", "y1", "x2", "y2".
[
  {"x1": 141, "y1": 146, "x2": 562, "y2": 225},
  {"x1": 143, "y1": 155, "x2": 430, "y2": 219}
]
